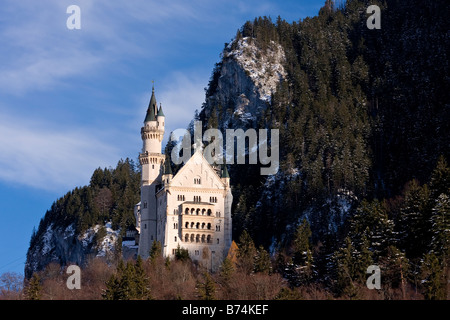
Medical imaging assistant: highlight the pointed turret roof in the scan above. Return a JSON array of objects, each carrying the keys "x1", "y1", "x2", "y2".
[
  {"x1": 164, "y1": 154, "x2": 172, "y2": 175},
  {"x1": 222, "y1": 163, "x2": 230, "y2": 178},
  {"x1": 144, "y1": 85, "x2": 158, "y2": 122},
  {"x1": 157, "y1": 103, "x2": 165, "y2": 117}
]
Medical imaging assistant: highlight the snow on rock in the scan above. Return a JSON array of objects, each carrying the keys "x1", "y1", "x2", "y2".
[{"x1": 224, "y1": 37, "x2": 286, "y2": 103}]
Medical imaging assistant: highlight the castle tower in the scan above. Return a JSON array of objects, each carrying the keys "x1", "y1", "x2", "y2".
[{"x1": 137, "y1": 85, "x2": 165, "y2": 258}]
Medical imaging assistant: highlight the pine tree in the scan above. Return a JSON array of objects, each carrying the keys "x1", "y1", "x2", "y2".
[
  {"x1": 254, "y1": 245, "x2": 271, "y2": 274},
  {"x1": 420, "y1": 253, "x2": 446, "y2": 300},
  {"x1": 219, "y1": 257, "x2": 235, "y2": 283},
  {"x1": 237, "y1": 230, "x2": 257, "y2": 274},
  {"x1": 292, "y1": 218, "x2": 314, "y2": 283},
  {"x1": 333, "y1": 237, "x2": 356, "y2": 297},
  {"x1": 379, "y1": 246, "x2": 409, "y2": 296},
  {"x1": 429, "y1": 156, "x2": 450, "y2": 200},
  {"x1": 134, "y1": 255, "x2": 151, "y2": 299},
  {"x1": 430, "y1": 194, "x2": 450, "y2": 260},
  {"x1": 25, "y1": 273, "x2": 42, "y2": 300},
  {"x1": 398, "y1": 180, "x2": 432, "y2": 259},
  {"x1": 149, "y1": 240, "x2": 162, "y2": 262},
  {"x1": 197, "y1": 272, "x2": 216, "y2": 300}
]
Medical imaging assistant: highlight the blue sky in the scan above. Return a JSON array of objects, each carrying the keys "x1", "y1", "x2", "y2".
[{"x1": 0, "y1": 0, "x2": 324, "y2": 275}]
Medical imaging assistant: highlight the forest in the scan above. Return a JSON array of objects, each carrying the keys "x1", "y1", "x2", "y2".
[{"x1": 11, "y1": 0, "x2": 449, "y2": 300}]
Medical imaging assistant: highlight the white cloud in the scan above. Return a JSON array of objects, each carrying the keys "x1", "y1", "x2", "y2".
[{"x1": 0, "y1": 114, "x2": 120, "y2": 191}]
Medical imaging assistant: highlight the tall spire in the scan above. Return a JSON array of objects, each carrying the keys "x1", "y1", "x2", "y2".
[{"x1": 144, "y1": 83, "x2": 157, "y2": 122}]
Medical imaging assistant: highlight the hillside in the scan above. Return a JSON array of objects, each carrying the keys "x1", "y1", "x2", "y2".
[{"x1": 25, "y1": 0, "x2": 449, "y2": 299}]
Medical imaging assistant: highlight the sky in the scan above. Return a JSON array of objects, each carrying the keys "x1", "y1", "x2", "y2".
[{"x1": 0, "y1": 0, "x2": 324, "y2": 275}]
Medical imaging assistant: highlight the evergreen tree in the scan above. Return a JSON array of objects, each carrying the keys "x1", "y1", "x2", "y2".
[
  {"x1": 25, "y1": 273, "x2": 42, "y2": 300},
  {"x1": 379, "y1": 246, "x2": 409, "y2": 295},
  {"x1": 429, "y1": 156, "x2": 450, "y2": 199},
  {"x1": 197, "y1": 272, "x2": 216, "y2": 300},
  {"x1": 174, "y1": 244, "x2": 190, "y2": 262},
  {"x1": 420, "y1": 253, "x2": 446, "y2": 300},
  {"x1": 398, "y1": 180, "x2": 432, "y2": 259},
  {"x1": 134, "y1": 256, "x2": 151, "y2": 299},
  {"x1": 292, "y1": 218, "x2": 314, "y2": 283},
  {"x1": 254, "y1": 245, "x2": 271, "y2": 274},
  {"x1": 237, "y1": 230, "x2": 257, "y2": 275},
  {"x1": 333, "y1": 237, "x2": 356, "y2": 297},
  {"x1": 149, "y1": 240, "x2": 162, "y2": 262},
  {"x1": 219, "y1": 257, "x2": 235, "y2": 283}
]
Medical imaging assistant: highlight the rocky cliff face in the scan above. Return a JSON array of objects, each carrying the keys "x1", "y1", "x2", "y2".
[
  {"x1": 25, "y1": 222, "x2": 119, "y2": 278},
  {"x1": 201, "y1": 37, "x2": 286, "y2": 129}
]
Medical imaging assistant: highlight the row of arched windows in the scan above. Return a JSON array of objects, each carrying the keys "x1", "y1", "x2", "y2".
[
  {"x1": 184, "y1": 233, "x2": 213, "y2": 244},
  {"x1": 184, "y1": 221, "x2": 212, "y2": 230},
  {"x1": 184, "y1": 207, "x2": 212, "y2": 216}
]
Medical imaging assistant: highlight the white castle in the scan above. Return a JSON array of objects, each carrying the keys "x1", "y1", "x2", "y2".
[{"x1": 134, "y1": 86, "x2": 233, "y2": 270}]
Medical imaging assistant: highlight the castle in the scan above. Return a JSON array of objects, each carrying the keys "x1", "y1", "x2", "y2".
[{"x1": 134, "y1": 86, "x2": 233, "y2": 271}]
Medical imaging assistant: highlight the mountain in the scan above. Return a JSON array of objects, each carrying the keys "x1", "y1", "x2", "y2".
[
  {"x1": 25, "y1": 159, "x2": 140, "y2": 278},
  {"x1": 25, "y1": 0, "x2": 449, "y2": 297}
]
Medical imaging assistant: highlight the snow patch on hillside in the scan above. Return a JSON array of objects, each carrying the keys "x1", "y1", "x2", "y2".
[{"x1": 225, "y1": 37, "x2": 286, "y2": 103}]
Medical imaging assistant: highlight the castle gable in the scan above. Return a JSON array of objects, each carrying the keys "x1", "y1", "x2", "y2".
[{"x1": 171, "y1": 150, "x2": 225, "y2": 189}]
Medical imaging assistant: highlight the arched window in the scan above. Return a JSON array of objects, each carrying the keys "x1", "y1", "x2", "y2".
[
  {"x1": 207, "y1": 235, "x2": 211, "y2": 243},
  {"x1": 207, "y1": 209, "x2": 212, "y2": 216},
  {"x1": 201, "y1": 235, "x2": 206, "y2": 243},
  {"x1": 185, "y1": 234, "x2": 189, "y2": 242},
  {"x1": 190, "y1": 234, "x2": 195, "y2": 242},
  {"x1": 202, "y1": 209, "x2": 206, "y2": 215},
  {"x1": 185, "y1": 222, "x2": 189, "y2": 228},
  {"x1": 201, "y1": 222, "x2": 205, "y2": 229},
  {"x1": 196, "y1": 234, "x2": 200, "y2": 243},
  {"x1": 196, "y1": 222, "x2": 200, "y2": 229},
  {"x1": 196, "y1": 208, "x2": 201, "y2": 215},
  {"x1": 185, "y1": 208, "x2": 189, "y2": 215},
  {"x1": 191, "y1": 222, "x2": 195, "y2": 228},
  {"x1": 191, "y1": 208, "x2": 195, "y2": 214},
  {"x1": 207, "y1": 223, "x2": 211, "y2": 230}
]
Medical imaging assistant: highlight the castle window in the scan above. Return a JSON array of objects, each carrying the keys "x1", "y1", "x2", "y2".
[
  {"x1": 196, "y1": 222, "x2": 200, "y2": 229},
  {"x1": 152, "y1": 165, "x2": 154, "y2": 169},
  {"x1": 207, "y1": 235, "x2": 211, "y2": 243},
  {"x1": 216, "y1": 211, "x2": 221, "y2": 217},
  {"x1": 194, "y1": 178, "x2": 201, "y2": 184},
  {"x1": 143, "y1": 201, "x2": 147, "y2": 209},
  {"x1": 190, "y1": 234, "x2": 195, "y2": 242},
  {"x1": 207, "y1": 209, "x2": 212, "y2": 216},
  {"x1": 185, "y1": 208, "x2": 189, "y2": 215},
  {"x1": 185, "y1": 222, "x2": 189, "y2": 228},
  {"x1": 201, "y1": 222, "x2": 205, "y2": 229},
  {"x1": 144, "y1": 224, "x2": 147, "y2": 229},
  {"x1": 191, "y1": 222, "x2": 195, "y2": 228},
  {"x1": 217, "y1": 239, "x2": 220, "y2": 244},
  {"x1": 201, "y1": 235, "x2": 206, "y2": 243},
  {"x1": 196, "y1": 208, "x2": 201, "y2": 215},
  {"x1": 174, "y1": 236, "x2": 177, "y2": 242},
  {"x1": 207, "y1": 223, "x2": 211, "y2": 230},
  {"x1": 185, "y1": 234, "x2": 189, "y2": 242},
  {"x1": 196, "y1": 235, "x2": 200, "y2": 243}
]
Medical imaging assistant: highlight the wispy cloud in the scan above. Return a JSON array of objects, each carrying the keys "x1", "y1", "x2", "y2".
[{"x1": 0, "y1": 113, "x2": 120, "y2": 191}]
